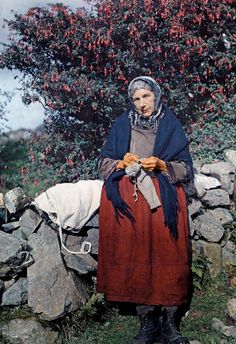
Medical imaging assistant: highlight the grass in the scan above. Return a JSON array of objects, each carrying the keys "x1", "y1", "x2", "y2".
[{"x1": 59, "y1": 273, "x2": 236, "y2": 344}]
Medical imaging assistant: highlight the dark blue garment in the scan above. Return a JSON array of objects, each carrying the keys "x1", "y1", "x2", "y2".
[{"x1": 100, "y1": 106, "x2": 193, "y2": 238}]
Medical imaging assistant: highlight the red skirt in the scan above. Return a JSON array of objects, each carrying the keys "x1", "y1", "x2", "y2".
[{"x1": 97, "y1": 177, "x2": 190, "y2": 306}]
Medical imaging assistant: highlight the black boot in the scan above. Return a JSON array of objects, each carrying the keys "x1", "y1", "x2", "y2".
[
  {"x1": 161, "y1": 306, "x2": 189, "y2": 344},
  {"x1": 132, "y1": 311, "x2": 162, "y2": 344}
]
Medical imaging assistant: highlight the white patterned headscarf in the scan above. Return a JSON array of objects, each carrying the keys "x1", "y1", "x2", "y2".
[{"x1": 128, "y1": 76, "x2": 163, "y2": 130}]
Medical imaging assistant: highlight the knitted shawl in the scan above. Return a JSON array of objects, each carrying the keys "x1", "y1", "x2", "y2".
[{"x1": 100, "y1": 106, "x2": 193, "y2": 238}]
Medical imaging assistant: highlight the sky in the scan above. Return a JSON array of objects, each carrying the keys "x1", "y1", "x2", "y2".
[{"x1": 0, "y1": 0, "x2": 89, "y2": 132}]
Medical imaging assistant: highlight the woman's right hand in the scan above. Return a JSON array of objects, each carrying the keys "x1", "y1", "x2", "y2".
[{"x1": 116, "y1": 152, "x2": 140, "y2": 170}]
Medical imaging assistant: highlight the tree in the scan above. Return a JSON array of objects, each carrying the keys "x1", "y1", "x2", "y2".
[
  {"x1": 0, "y1": 0, "x2": 235, "y2": 185},
  {"x1": 0, "y1": 89, "x2": 12, "y2": 135}
]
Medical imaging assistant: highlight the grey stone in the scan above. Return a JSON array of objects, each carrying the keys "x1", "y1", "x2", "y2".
[
  {"x1": 19, "y1": 208, "x2": 43, "y2": 239},
  {"x1": 0, "y1": 231, "x2": 33, "y2": 278},
  {"x1": 63, "y1": 253, "x2": 97, "y2": 274},
  {"x1": 201, "y1": 161, "x2": 235, "y2": 175},
  {"x1": 225, "y1": 149, "x2": 236, "y2": 168},
  {"x1": 206, "y1": 208, "x2": 233, "y2": 226},
  {"x1": 190, "y1": 341, "x2": 202, "y2": 344},
  {"x1": 61, "y1": 233, "x2": 97, "y2": 273},
  {"x1": 86, "y1": 227, "x2": 99, "y2": 254},
  {"x1": 201, "y1": 162, "x2": 235, "y2": 194},
  {"x1": 193, "y1": 176, "x2": 206, "y2": 198},
  {"x1": 194, "y1": 173, "x2": 222, "y2": 190},
  {"x1": 196, "y1": 212, "x2": 225, "y2": 243},
  {"x1": 222, "y1": 240, "x2": 236, "y2": 266},
  {"x1": 28, "y1": 222, "x2": 88, "y2": 320},
  {"x1": 1, "y1": 221, "x2": 20, "y2": 233},
  {"x1": 188, "y1": 199, "x2": 202, "y2": 217},
  {"x1": 85, "y1": 212, "x2": 99, "y2": 227},
  {"x1": 201, "y1": 189, "x2": 230, "y2": 207},
  {"x1": 1, "y1": 277, "x2": 28, "y2": 306},
  {"x1": 0, "y1": 207, "x2": 8, "y2": 222},
  {"x1": 192, "y1": 240, "x2": 222, "y2": 278},
  {"x1": 4, "y1": 277, "x2": 17, "y2": 290},
  {"x1": 0, "y1": 318, "x2": 60, "y2": 344},
  {"x1": 4, "y1": 187, "x2": 30, "y2": 214},
  {"x1": 0, "y1": 279, "x2": 4, "y2": 293},
  {"x1": 0, "y1": 192, "x2": 4, "y2": 207},
  {"x1": 226, "y1": 298, "x2": 236, "y2": 321},
  {"x1": 193, "y1": 159, "x2": 203, "y2": 173},
  {"x1": 189, "y1": 216, "x2": 198, "y2": 237}
]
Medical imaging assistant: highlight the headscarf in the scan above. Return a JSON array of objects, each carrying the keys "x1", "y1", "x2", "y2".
[{"x1": 128, "y1": 76, "x2": 163, "y2": 130}]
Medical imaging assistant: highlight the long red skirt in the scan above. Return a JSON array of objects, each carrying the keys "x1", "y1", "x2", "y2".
[{"x1": 97, "y1": 177, "x2": 190, "y2": 306}]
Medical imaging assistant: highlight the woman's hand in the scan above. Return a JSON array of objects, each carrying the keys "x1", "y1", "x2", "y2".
[
  {"x1": 141, "y1": 156, "x2": 167, "y2": 172},
  {"x1": 116, "y1": 152, "x2": 140, "y2": 170}
]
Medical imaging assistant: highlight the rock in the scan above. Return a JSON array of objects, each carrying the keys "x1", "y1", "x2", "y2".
[
  {"x1": 63, "y1": 253, "x2": 97, "y2": 274},
  {"x1": 222, "y1": 240, "x2": 236, "y2": 266},
  {"x1": 0, "y1": 279, "x2": 4, "y2": 293},
  {"x1": 0, "y1": 318, "x2": 60, "y2": 344},
  {"x1": 0, "y1": 231, "x2": 33, "y2": 278},
  {"x1": 193, "y1": 159, "x2": 202, "y2": 173},
  {"x1": 0, "y1": 192, "x2": 4, "y2": 207},
  {"x1": 190, "y1": 341, "x2": 202, "y2": 344},
  {"x1": 201, "y1": 162, "x2": 235, "y2": 195},
  {"x1": 225, "y1": 150, "x2": 236, "y2": 168},
  {"x1": 189, "y1": 216, "x2": 198, "y2": 237},
  {"x1": 212, "y1": 317, "x2": 224, "y2": 331},
  {"x1": 188, "y1": 199, "x2": 202, "y2": 218},
  {"x1": 203, "y1": 242, "x2": 222, "y2": 278},
  {"x1": 229, "y1": 277, "x2": 236, "y2": 288},
  {"x1": 212, "y1": 317, "x2": 236, "y2": 338},
  {"x1": 4, "y1": 277, "x2": 17, "y2": 290},
  {"x1": 85, "y1": 212, "x2": 99, "y2": 227},
  {"x1": 19, "y1": 208, "x2": 43, "y2": 239},
  {"x1": 61, "y1": 233, "x2": 97, "y2": 273},
  {"x1": 4, "y1": 187, "x2": 30, "y2": 214},
  {"x1": 1, "y1": 220, "x2": 20, "y2": 233},
  {"x1": 195, "y1": 212, "x2": 225, "y2": 243},
  {"x1": 221, "y1": 326, "x2": 236, "y2": 338},
  {"x1": 206, "y1": 208, "x2": 233, "y2": 226},
  {"x1": 201, "y1": 189, "x2": 230, "y2": 207},
  {"x1": 226, "y1": 298, "x2": 236, "y2": 321},
  {"x1": 193, "y1": 176, "x2": 206, "y2": 198},
  {"x1": 192, "y1": 240, "x2": 222, "y2": 278},
  {"x1": 28, "y1": 222, "x2": 88, "y2": 320},
  {"x1": 0, "y1": 207, "x2": 8, "y2": 222},
  {"x1": 194, "y1": 173, "x2": 222, "y2": 190},
  {"x1": 201, "y1": 161, "x2": 235, "y2": 176},
  {"x1": 1, "y1": 277, "x2": 28, "y2": 306},
  {"x1": 86, "y1": 227, "x2": 99, "y2": 254}
]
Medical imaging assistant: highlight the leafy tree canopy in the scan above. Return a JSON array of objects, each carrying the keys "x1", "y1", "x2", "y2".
[{"x1": 0, "y1": 0, "x2": 235, "y2": 184}]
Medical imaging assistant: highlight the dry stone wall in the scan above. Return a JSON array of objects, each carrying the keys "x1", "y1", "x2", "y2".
[{"x1": 0, "y1": 150, "x2": 235, "y2": 342}]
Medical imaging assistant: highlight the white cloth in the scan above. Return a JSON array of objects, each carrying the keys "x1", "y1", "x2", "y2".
[{"x1": 34, "y1": 180, "x2": 104, "y2": 230}]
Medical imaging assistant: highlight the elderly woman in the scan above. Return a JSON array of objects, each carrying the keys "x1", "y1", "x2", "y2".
[{"x1": 97, "y1": 76, "x2": 193, "y2": 344}]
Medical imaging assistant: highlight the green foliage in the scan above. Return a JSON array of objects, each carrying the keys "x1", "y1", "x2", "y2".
[
  {"x1": 59, "y1": 274, "x2": 236, "y2": 344},
  {"x1": 0, "y1": 140, "x2": 29, "y2": 193},
  {"x1": 0, "y1": 0, "x2": 235, "y2": 180},
  {"x1": 192, "y1": 254, "x2": 210, "y2": 290}
]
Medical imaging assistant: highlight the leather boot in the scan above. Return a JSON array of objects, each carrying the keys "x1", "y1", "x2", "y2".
[
  {"x1": 161, "y1": 306, "x2": 189, "y2": 344},
  {"x1": 131, "y1": 311, "x2": 162, "y2": 344}
]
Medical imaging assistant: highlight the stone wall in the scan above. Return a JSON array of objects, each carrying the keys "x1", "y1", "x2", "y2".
[{"x1": 0, "y1": 150, "x2": 235, "y2": 342}]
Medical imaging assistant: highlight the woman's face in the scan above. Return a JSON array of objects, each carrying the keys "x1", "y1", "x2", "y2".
[{"x1": 132, "y1": 89, "x2": 155, "y2": 117}]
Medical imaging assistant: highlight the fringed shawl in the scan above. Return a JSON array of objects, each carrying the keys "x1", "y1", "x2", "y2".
[{"x1": 100, "y1": 106, "x2": 193, "y2": 238}]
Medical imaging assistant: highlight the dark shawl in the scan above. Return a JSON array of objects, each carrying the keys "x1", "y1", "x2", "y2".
[{"x1": 100, "y1": 106, "x2": 193, "y2": 238}]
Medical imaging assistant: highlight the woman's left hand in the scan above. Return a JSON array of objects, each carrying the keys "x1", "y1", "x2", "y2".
[{"x1": 141, "y1": 156, "x2": 167, "y2": 172}]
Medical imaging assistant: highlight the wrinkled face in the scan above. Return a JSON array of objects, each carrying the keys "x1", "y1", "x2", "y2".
[{"x1": 132, "y1": 89, "x2": 155, "y2": 117}]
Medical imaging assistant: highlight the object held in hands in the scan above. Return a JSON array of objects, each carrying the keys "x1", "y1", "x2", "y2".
[
  {"x1": 116, "y1": 152, "x2": 140, "y2": 170},
  {"x1": 141, "y1": 156, "x2": 167, "y2": 172}
]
